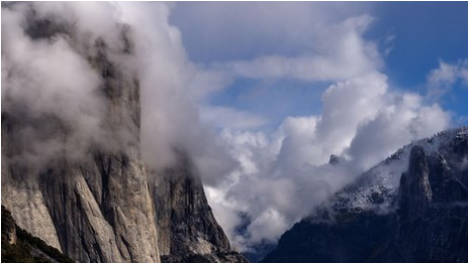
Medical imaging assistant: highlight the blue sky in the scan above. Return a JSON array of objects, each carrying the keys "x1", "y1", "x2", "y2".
[
  {"x1": 209, "y1": 78, "x2": 329, "y2": 131},
  {"x1": 371, "y1": 2, "x2": 468, "y2": 123},
  {"x1": 166, "y1": 3, "x2": 467, "y2": 247},
  {"x1": 370, "y1": 2, "x2": 468, "y2": 86},
  {"x1": 170, "y1": 2, "x2": 468, "y2": 129}
]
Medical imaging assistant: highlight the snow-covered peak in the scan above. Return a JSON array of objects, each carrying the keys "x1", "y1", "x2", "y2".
[{"x1": 324, "y1": 126, "x2": 468, "y2": 216}]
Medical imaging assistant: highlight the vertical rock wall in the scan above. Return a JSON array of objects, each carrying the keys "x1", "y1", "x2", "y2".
[
  {"x1": 1, "y1": 16, "x2": 161, "y2": 262},
  {"x1": 2, "y1": 4, "x2": 247, "y2": 263}
]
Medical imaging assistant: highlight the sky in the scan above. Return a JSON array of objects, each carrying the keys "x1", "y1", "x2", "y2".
[
  {"x1": 2, "y1": 1, "x2": 468, "y2": 255},
  {"x1": 168, "y1": 2, "x2": 468, "y2": 250},
  {"x1": 170, "y1": 2, "x2": 468, "y2": 129}
]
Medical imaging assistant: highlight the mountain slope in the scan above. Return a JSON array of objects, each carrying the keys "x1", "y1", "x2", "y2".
[{"x1": 262, "y1": 127, "x2": 468, "y2": 263}]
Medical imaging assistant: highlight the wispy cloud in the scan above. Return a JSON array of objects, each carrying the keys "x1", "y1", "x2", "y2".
[
  {"x1": 427, "y1": 59, "x2": 468, "y2": 99},
  {"x1": 212, "y1": 15, "x2": 382, "y2": 83},
  {"x1": 199, "y1": 106, "x2": 268, "y2": 130}
]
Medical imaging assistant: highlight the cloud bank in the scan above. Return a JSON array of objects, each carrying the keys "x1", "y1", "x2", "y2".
[
  {"x1": 2, "y1": 2, "x2": 234, "y2": 182},
  {"x1": 205, "y1": 73, "x2": 449, "y2": 250}
]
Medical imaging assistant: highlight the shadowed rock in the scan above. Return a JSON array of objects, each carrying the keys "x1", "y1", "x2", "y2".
[{"x1": 398, "y1": 146, "x2": 432, "y2": 220}]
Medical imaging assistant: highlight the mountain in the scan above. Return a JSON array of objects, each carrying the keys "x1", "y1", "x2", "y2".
[
  {"x1": 1, "y1": 5, "x2": 246, "y2": 263},
  {"x1": 261, "y1": 127, "x2": 468, "y2": 263}
]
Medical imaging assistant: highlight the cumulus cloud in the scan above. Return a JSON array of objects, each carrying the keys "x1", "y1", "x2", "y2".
[
  {"x1": 186, "y1": 8, "x2": 452, "y2": 251},
  {"x1": 345, "y1": 93, "x2": 450, "y2": 171},
  {"x1": 208, "y1": 71, "x2": 450, "y2": 251}
]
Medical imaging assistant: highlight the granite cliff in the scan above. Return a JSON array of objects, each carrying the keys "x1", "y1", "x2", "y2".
[
  {"x1": 1, "y1": 3, "x2": 246, "y2": 263},
  {"x1": 151, "y1": 153, "x2": 247, "y2": 263}
]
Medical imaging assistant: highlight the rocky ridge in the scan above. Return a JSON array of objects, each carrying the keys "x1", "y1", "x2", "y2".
[{"x1": 261, "y1": 127, "x2": 468, "y2": 263}]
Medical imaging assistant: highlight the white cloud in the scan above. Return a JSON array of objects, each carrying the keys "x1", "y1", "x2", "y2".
[
  {"x1": 2, "y1": 4, "x2": 106, "y2": 166},
  {"x1": 313, "y1": 72, "x2": 388, "y2": 160},
  {"x1": 188, "y1": 69, "x2": 233, "y2": 101},
  {"x1": 428, "y1": 61, "x2": 458, "y2": 85},
  {"x1": 346, "y1": 93, "x2": 450, "y2": 171},
  {"x1": 199, "y1": 106, "x2": 268, "y2": 130},
  {"x1": 212, "y1": 15, "x2": 382, "y2": 83},
  {"x1": 427, "y1": 59, "x2": 468, "y2": 99},
  {"x1": 169, "y1": 5, "x2": 453, "y2": 251},
  {"x1": 170, "y1": 2, "x2": 374, "y2": 62},
  {"x1": 383, "y1": 32, "x2": 396, "y2": 57},
  {"x1": 2, "y1": 2, "x2": 238, "y2": 183},
  {"x1": 208, "y1": 72, "x2": 451, "y2": 251}
]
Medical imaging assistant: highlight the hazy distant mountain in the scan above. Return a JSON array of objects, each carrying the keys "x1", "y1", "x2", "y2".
[{"x1": 261, "y1": 127, "x2": 468, "y2": 263}]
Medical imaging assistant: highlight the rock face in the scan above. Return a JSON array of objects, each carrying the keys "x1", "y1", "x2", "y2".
[
  {"x1": 261, "y1": 127, "x2": 468, "y2": 263},
  {"x1": 2, "y1": 4, "x2": 245, "y2": 263},
  {"x1": 2, "y1": 15, "x2": 160, "y2": 262},
  {"x1": 398, "y1": 146, "x2": 433, "y2": 219},
  {"x1": 2, "y1": 205, "x2": 75, "y2": 263},
  {"x1": 2, "y1": 206, "x2": 18, "y2": 246},
  {"x1": 151, "y1": 153, "x2": 248, "y2": 263}
]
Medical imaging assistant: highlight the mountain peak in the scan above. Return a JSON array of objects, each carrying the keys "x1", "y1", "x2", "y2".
[{"x1": 261, "y1": 126, "x2": 468, "y2": 263}]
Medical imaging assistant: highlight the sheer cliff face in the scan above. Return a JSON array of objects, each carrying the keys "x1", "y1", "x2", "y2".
[
  {"x1": 150, "y1": 153, "x2": 248, "y2": 263},
  {"x1": 261, "y1": 128, "x2": 468, "y2": 263},
  {"x1": 2, "y1": 14, "x2": 160, "y2": 262},
  {"x1": 152, "y1": 154, "x2": 230, "y2": 256},
  {"x1": 398, "y1": 146, "x2": 433, "y2": 219},
  {"x1": 2, "y1": 3, "x2": 244, "y2": 263}
]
